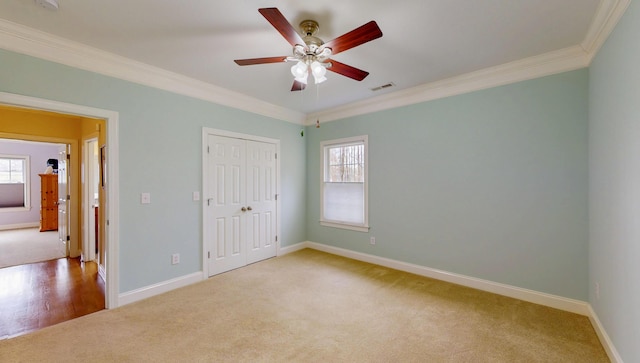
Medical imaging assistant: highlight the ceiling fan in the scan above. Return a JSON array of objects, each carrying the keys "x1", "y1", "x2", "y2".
[{"x1": 234, "y1": 8, "x2": 383, "y2": 91}]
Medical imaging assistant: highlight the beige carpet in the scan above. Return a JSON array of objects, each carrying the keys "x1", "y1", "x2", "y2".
[
  {"x1": 0, "y1": 249, "x2": 608, "y2": 362},
  {"x1": 0, "y1": 227, "x2": 64, "y2": 268}
]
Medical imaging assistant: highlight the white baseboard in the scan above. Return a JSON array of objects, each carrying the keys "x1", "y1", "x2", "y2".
[
  {"x1": 588, "y1": 305, "x2": 623, "y2": 363},
  {"x1": 113, "y1": 241, "x2": 619, "y2": 361},
  {"x1": 303, "y1": 241, "x2": 590, "y2": 316},
  {"x1": 118, "y1": 271, "x2": 203, "y2": 307},
  {"x1": 302, "y1": 242, "x2": 624, "y2": 361},
  {"x1": 117, "y1": 240, "x2": 307, "y2": 307},
  {"x1": 0, "y1": 222, "x2": 39, "y2": 231},
  {"x1": 117, "y1": 240, "x2": 310, "y2": 307},
  {"x1": 278, "y1": 241, "x2": 308, "y2": 256}
]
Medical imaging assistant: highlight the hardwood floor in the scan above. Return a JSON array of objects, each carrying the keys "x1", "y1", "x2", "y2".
[{"x1": 0, "y1": 257, "x2": 105, "y2": 339}]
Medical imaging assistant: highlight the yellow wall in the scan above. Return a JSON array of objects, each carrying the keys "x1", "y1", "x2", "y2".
[
  {"x1": 0, "y1": 104, "x2": 104, "y2": 259},
  {"x1": 0, "y1": 105, "x2": 84, "y2": 139}
]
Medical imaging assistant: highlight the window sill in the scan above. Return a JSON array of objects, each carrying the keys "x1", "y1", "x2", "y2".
[{"x1": 320, "y1": 220, "x2": 369, "y2": 233}]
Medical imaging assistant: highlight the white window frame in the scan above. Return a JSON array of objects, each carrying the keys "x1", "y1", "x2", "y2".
[
  {"x1": 320, "y1": 135, "x2": 369, "y2": 232},
  {"x1": 0, "y1": 154, "x2": 31, "y2": 212}
]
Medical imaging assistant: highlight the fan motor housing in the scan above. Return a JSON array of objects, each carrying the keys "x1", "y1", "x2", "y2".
[{"x1": 300, "y1": 20, "x2": 324, "y2": 50}]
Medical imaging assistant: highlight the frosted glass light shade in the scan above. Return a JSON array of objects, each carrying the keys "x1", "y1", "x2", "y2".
[
  {"x1": 311, "y1": 61, "x2": 327, "y2": 84},
  {"x1": 291, "y1": 61, "x2": 308, "y2": 78}
]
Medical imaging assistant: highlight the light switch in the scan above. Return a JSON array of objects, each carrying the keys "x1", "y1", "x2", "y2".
[
  {"x1": 140, "y1": 192, "x2": 151, "y2": 204},
  {"x1": 193, "y1": 191, "x2": 200, "y2": 201}
]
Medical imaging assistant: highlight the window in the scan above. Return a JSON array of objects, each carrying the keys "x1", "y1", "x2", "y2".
[
  {"x1": 320, "y1": 136, "x2": 369, "y2": 232},
  {"x1": 0, "y1": 155, "x2": 30, "y2": 210}
]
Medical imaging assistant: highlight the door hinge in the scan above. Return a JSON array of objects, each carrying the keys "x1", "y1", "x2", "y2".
[
  {"x1": 275, "y1": 153, "x2": 277, "y2": 159},
  {"x1": 275, "y1": 235, "x2": 278, "y2": 242},
  {"x1": 207, "y1": 146, "x2": 210, "y2": 154},
  {"x1": 107, "y1": 219, "x2": 110, "y2": 226},
  {"x1": 67, "y1": 154, "x2": 70, "y2": 160},
  {"x1": 208, "y1": 251, "x2": 210, "y2": 259},
  {"x1": 66, "y1": 235, "x2": 70, "y2": 241},
  {"x1": 67, "y1": 195, "x2": 71, "y2": 200}
]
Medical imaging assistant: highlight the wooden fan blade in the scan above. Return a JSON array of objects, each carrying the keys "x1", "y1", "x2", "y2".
[
  {"x1": 327, "y1": 59, "x2": 369, "y2": 81},
  {"x1": 291, "y1": 80, "x2": 306, "y2": 91},
  {"x1": 234, "y1": 56, "x2": 288, "y2": 66},
  {"x1": 259, "y1": 8, "x2": 306, "y2": 47},
  {"x1": 323, "y1": 21, "x2": 383, "y2": 55}
]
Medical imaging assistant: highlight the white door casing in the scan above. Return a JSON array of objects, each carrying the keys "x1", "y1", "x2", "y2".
[
  {"x1": 83, "y1": 138, "x2": 98, "y2": 262},
  {"x1": 58, "y1": 144, "x2": 69, "y2": 256},
  {"x1": 1, "y1": 91, "x2": 120, "y2": 309},
  {"x1": 203, "y1": 129, "x2": 279, "y2": 277}
]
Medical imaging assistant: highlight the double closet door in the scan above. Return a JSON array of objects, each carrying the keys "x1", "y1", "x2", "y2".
[{"x1": 206, "y1": 134, "x2": 277, "y2": 276}]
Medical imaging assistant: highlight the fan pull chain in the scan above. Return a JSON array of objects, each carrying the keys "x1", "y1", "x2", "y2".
[{"x1": 315, "y1": 84, "x2": 321, "y2": 128}]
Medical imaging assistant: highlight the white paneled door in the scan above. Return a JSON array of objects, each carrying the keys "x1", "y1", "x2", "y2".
[
  {"x1": 206, "y1": 134, "x2": 277, "y2": 276},
  {"x1": 245, "y1": 140, "x2": 277, "y2": 265}
]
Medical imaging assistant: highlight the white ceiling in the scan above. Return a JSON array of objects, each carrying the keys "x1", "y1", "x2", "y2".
[{"x1": 0, "y1": 0, "x2": 609, "y2": 119}]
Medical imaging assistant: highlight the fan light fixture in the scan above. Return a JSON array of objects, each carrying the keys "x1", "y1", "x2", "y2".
[
  {"x1": 287, "y1": 20, "x2": 331, "y2": 86},
  {"x1": 290, "y1": 59, "x2": 328, "y2": 85},
  {"x1": 234, "y1": 8, "x2": 383, "y2": 92},
  {"x1": 311, "y1": 61, "x2": 327, "y2": 84},
  {"x1": 290, "y1": 61, "x2": 308, "y2": 84}
]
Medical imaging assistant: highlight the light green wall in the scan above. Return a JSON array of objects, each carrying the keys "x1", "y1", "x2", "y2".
[
  {"x1": 4, "y1": 10, "x2": 638, "y2": 357},
  {"x1": 0, "y1": 49, "x2": 307, "y2": 292},
  {"x1": 589, "y1": 1, "x2": 640, "y2": 361},
  {"x1": 306, "y1": 69, "x2": 589, "y2": 300},
  {"x1": 0, "y1": 47, "x2": 592, "y2": 302}
]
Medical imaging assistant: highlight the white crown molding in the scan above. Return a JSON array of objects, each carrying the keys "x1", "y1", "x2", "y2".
[
  {"x1": 305, "y1": 0, "x2": 631, "y2": 125},
  {"x1": 581, "y1": 0, "x2": 631, "y2": 60},
  {"x1": 306, "y1": 45, "x2": 590, "y2": 124},
  {"x1": 0, "y1": 19, "x2": 306, "y2": 125},
  {"x1": 0, "y1": 0, "x2": 630, "y2": 125}
]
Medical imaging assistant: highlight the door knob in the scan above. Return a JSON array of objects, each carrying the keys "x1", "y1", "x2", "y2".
[
  {"x1": 247, "y1": 206, "x2": 252, "y2": 211},
  {"x1": 241, "y1": 207, "x2": 247, "y2": 212}
]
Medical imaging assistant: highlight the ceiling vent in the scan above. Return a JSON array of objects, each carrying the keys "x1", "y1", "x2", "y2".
[{"x1": 370, "y1": 82, "x2": 395, "y2": 92}]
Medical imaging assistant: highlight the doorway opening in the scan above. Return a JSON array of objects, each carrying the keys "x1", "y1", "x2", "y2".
[
  {"x1": 0, "y1": 138, "x2": 69, "y2": 268},
  {"x1": 0, "y1": 92, "x2": 119, "y2": 309}
]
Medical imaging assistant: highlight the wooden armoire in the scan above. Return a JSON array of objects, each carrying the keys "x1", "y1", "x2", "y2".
[{"x1": 39, "y1": 174, "x2": 58, "y2": 232}]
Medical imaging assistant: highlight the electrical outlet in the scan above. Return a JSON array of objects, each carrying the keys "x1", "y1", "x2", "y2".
[
  {"x1": 370, "y1": 237, "x2": 376, "y2": 245},
  {"x1": 171, "y1": 253, "x2": 180, "y2": 265},
  {"x1": 595, "y1": 282, "x2": 600, "y2": 300}
]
